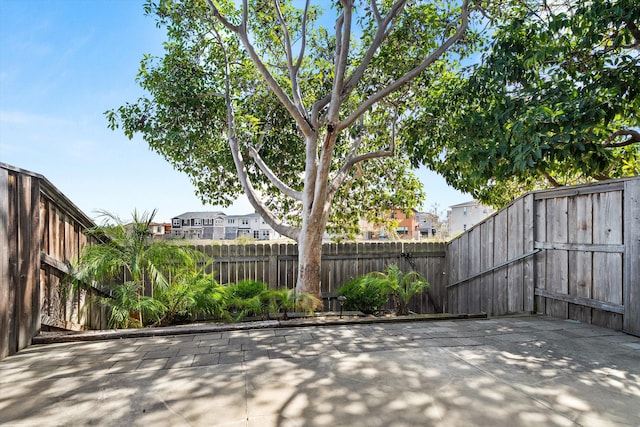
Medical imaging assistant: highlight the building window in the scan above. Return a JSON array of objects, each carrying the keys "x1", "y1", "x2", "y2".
[
  {"x1": 397, "y1": 226, "x2": 408, "y2": 235},
  {"x1": 194, "y1": 218, "x2": 202, "y2": 226},
  {"x1": 242, "y1": 219, "x2": 249, "y2": 225},
  {"x1": 182, "y1": 219, "x2": 189, "y2": 226},
  {"x1": 228, "y1": 219, "x2": 235, "y2": 224},
  {"x1": 172, "y1": 219, "x2": 181, "y2": 226},
  {"x1": 463, "y1": 207, "x2": 468, "y2": 216},
  {"x1": 253, "y1": 230, "x2": 260, "y2": 239},
  {"x1": 261, "y1": 230, "x2": 270, "y2": 240},
  {"x1": 463, "y1": 224, "x2": 467, "y2": 231}
]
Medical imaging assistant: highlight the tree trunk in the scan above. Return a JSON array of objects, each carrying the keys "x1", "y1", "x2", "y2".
[{"x1": 296, "y1": 219, "x2": 324, "y2": 304}]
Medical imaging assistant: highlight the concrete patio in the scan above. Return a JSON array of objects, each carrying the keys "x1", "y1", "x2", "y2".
[{"x1": 1, "y1": 315, "x2": 639, "y2": 426}]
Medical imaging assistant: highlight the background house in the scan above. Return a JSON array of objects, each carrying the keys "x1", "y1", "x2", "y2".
[
  {"x1": 170, "y1": 211, "x2": 281, "y2": 241},
  {"x1": 225, "y1": 213, "x2": 281, "y2": 240},
  {"x1": 360, "y1": 208, "x2": 420, "y2": 240},
  {"x1": 447, "y1": 200, "x2": 495, "y2": 236},
  {"x1": 170, "y1": 211, "x2": 226, "y2": 239},
  {"x1": 149, "y1": 222, "x2": 171, "y2": 239},
  {"x1": 415, "y1": 211, "x2": 447, "y2": 240}
]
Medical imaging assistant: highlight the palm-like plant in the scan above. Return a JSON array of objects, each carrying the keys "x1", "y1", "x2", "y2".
[
  {"x1": 370, "y1": 264, "x2": 430, "y2": 316},
  {"x1": 72, "y1": 209, "x2": 201, "y2": 328},
  {"x1": 153, "y1": 263, "x2": 229, "y2": 325},
  {"x1": 93, "y1": 281, "x2": 162, "y2": 329},
  {"x1": 226, "y1": 280, "x2": 271, "y2": 321},
  {"x1": 271, "y1": 288, "x2": 320, "y2": 320}
]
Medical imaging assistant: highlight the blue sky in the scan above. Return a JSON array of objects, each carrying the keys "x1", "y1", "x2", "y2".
[{"x1": 0, "y1": 0, "x2": 469, "y2": 223}]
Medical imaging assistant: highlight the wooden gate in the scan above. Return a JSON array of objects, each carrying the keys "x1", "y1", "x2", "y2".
[{"x1": 445, "y1": 177, "x2": 640, "y2": 336}]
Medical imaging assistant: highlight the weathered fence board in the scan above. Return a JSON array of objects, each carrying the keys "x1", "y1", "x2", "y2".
[
  {"x1": 591, "y1": 190, "x2": 623, "y2": 329},
  {"x1": 0, "y1": 168, "x2": 12, "y2": 360},
  {"x1": 534, "y1": 197, "x2": 547, "y2": 315},
  {"x1": 623, "y1": 179, "x2": 640, "y2": 335},
  {"x1": 467, "y1": 227, "x2": 481, "y2": 314},
  {"x1": 523, "y1": 194, "x2": 535, "y2": 313},
  {"x1": 493, "y1": 208, "x2": 509, "y2": 315},
  {"x1": 567, "y1": 195, "x2": 593, "y2": 324},
  {"x1": 546, "y1": 196, "x2": 569, "y2": 319},
  {"x1": 479, "y1": 217, "x2": 494, "y2": 315},
  {"x1": 507, "y1": 200, "x2": 524, "y2": 312},
  {"x1": 17, "y1": 173, "x2": 40, "y2": 351}
]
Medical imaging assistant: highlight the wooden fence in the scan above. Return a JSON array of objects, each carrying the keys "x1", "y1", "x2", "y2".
[
  {"x1": 2, "y1": 161, "x2": 638, "y2": 361},
  {"x1": 446, "y1": 176, "x2": 640, "y2": 336},
  {"x1": 0, "y1": 163, "x2": 108, "y2": 360},
  {"x1": 194, "y1": 241, "x2": 447, "y2": 313}
]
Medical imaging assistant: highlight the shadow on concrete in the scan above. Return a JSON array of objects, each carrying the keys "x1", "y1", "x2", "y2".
[{"x1": 0, "y1": 317, "x2": 639, "y2": 426}]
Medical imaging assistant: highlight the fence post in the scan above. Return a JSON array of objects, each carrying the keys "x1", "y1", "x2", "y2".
[
  {"x1": 624, "y1": 178, "x2": 640, "y2": 336},
  {"x1": 0, "y1": 168, "x2": 11, "y2": 360},
  {"x1": 523, "y1": 194, "x2": 535, "y2": 313},
  {"x1": 269, "y1": 243, "x2": 279, "y2": 289}
]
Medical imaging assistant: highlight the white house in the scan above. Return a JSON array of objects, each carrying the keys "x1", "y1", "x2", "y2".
[
  {"x1": 447, "y1": 200, "x2": 495, "y2": 236},
  {"x1": 170, "y1": 211, "x2": 281, "y2": 241},
  {"x1": 224, "y1": 213, "x2": 281, "y2": 240},
  {"x1": 170, "y1": 211, "x2": 226, "y2": 239}
]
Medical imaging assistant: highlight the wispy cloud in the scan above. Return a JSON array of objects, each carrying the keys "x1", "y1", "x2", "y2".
[{"x1": 0, "y1": 110, "x2": 75, "y2": 127}]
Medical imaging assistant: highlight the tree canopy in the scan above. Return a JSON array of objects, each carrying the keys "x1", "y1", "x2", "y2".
[
  {"x1": 107, "y1": 0, "x2": 478, "y2": 237},
  {"x1": 406, "y1": 0, "x2": 640, "y2": 207},
  {"x1": 107, "y1": 0, "x2": 479, "y2": 297}
]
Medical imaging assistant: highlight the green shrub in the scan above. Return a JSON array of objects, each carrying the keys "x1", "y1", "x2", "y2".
[
  {"x1": 226, "y1": 280, "x2": 271, "y2": 320},
  {"x1": 337, "y1": 276, "x2": 389, "y2": 315},
  {"x1": 229, "y1": 280, "x2": 268, "y2": 299},
  {"x1": 153, "y1": 269, "x2": 229, "y2": 326},
  {"x1": 370, "y1": 264, "x2": 429, "y2": 315},
  {"x1": 271, "y1": 288, "x2": 321, "y2": 320},
  {"x1": 93, "y1": 281, "x2": 163, "y2": 329}
]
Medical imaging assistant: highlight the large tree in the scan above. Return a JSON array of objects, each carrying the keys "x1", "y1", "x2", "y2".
[
  {"x1": 107, "y1": 0, "x2": 479, "y2": 299},
  {"x1": 406, "y1": 0, "x2": 640, "y2": 207}
]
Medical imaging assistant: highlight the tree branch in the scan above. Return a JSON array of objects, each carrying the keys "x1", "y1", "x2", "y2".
[
  {"x1": 212, "y1": 23, "x2": 300, "y2": 240},
  {"x1": 339, "y1": 0, "x2": 408, "y2": 103},
  {"x1": 327, "y1": 2, "x2": 353, "y2": 122},
  {"x1": 624, "y1": 18, "x2": 640, "y2": 45},
  {"x1": 330, "y1": 104, "x2": 398, "y2": 196},
  {"x1": 371, "y1": 0, "x2": 383, "y2": 24},
  {"x1": 295, "y1": 0, "x2": 311, "y2": 71},
  {"x1": 603, "y1": 129, "x2": 640, "y2": 148},
  {"x1": 206, "y1": 0, "x2": 314, "y2": 138},
  {"x1": 336, "y1": 0, "x2": 471, "y2": 132},
  {"x1": 274, "y1": 0, "x2": 306, "y2": 115},
  {"x1": 205, "y1": 0, "x2": 240, "y2": 32},
  {"x1": 543, "y1": 171, "x2": 561, "y2": 187},
  {"x1": 248, "y1": 146, "x2": 303, "y2": 201},
  {"x1": 310, "y1": 0, "x2": 407, "y2": 126}
]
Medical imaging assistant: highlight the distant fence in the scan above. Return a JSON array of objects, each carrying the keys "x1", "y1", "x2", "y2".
[
  {"x1": 0, "y1": 163, "x2": 108, "y2": 360},
  {"x1": 446, "y1": 176, "x2": 640, "y2": 336},
  {"x1": 193, "y1": 241, "x2": 447, "y2": 313}
]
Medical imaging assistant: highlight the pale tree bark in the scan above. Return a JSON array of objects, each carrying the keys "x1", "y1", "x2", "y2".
[{"x1": 206, "y1": 0, "x2": 472, "y2": 300}]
